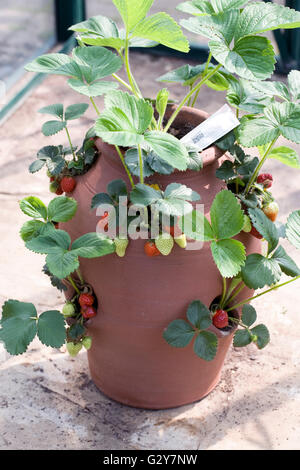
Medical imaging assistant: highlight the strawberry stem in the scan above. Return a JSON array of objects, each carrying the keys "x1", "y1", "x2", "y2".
[
  {"x1": 244, "y1": 137, "x2": 278, "y2": 195},
  {"x1": 227, "y1": 275, "x2": 300, "y2": 312},
  {"x1": 67, "y1": 275, "x2": 80, "y2": 295},
  {"x1": 90, "y1": 97, "x2": 100, "y2": 116},
  {"x1": 115, "y1": 145, "x2": 135, "y2": 189},
  {"x1": 65, "y1": 126, "x2": 77, "y2": 162}
]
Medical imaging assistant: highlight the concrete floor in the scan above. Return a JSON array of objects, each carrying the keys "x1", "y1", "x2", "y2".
[{"x1": 0, "y1": 52, "x2": 300, "y2": 450}]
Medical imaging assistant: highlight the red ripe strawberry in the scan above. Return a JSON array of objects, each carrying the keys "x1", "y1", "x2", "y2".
[
  {"x1": 257, "y1": 173, "x2": 273, "y2": 189},
  {"x1": 97, "y1": 211, "x2": 109, "y2": 232},
  {"x1": 55, "y1": 185, "x2": 63, "y2": 195},
  {"x1": 144, "y1": 241, "x2": 161, "y2": 257},
  {"x1": 82, "y1": 305, "x2": 97, "y2": 319},
  {"x1": 250, "y1": 225, "x2": 263, "y2": 239},
  {"x1": 79, "y1": 293, "x2": 95, "y2": 307},
  {"x1": 263, "y1": 201, "x2": 279, "y2": 222},
  {"x1": 61, "y1": 176, "x2": 76, "y2": 193},
  {"x1": 50, "y1": 176, "x2": 55, "y2": 182},
  {"x1": 212, "y1": 309, "x2": 229, "y2": 329}
]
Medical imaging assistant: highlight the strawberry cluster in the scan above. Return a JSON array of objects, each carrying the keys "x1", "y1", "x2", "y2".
[
  {"x1": 62, "y1": 288, "x2": 97, "y2": 357},
  {"x1": 79, "y1": 293, "x2": 97, "y2": 319},
  {"x1": 48, "y1": 170, "x2": 77, "y2": 195}
]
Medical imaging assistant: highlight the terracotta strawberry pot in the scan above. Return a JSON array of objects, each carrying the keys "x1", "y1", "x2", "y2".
[{"x1": 61, "y1": 106, "x2": 260, "y2": 409}]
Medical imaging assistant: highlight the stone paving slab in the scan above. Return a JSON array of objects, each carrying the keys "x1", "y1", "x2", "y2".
[{"x1": 0, "y1": 52, "x2": 300, "y2": 450}]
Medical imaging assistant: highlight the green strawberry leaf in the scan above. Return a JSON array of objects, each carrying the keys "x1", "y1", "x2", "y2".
[
  {"x1": 46, "y1": 250, "x2": 79, "y2": 279},
  {"x1": 37, "y1": 311, "x2": 66, "y2": 348},
  {"x1": 154, "y1": 183, "x2": 200, "y2": 217},
  {"x1": 37, "y1": 145, "x2": 60, "y2": 160},
  {"x1": 193, "y1": 331, "x2": 218, "y2": 361},
  {"x1": 209, "y1": 36, "x2": 275, "y2": 81},
  {"x1": 77, "y1": 34, "x2": 125, "y2": 50},
  {"x1": 42, "y1": 120, "x2": 66, "y2": 137},
  {"x1": 68, "y1": 323, "x2": 86, "y2": 341},
  {"x1": 179, "y1": 209, "x2": 215, "y2": 242},
  {"x1": 210, "y1": 189, "x2": 244, "y2": 240},
  {"x1": 186, "y1": 300, "x2": 212, "y2": 330},
  {"x1": 186, "y1": 147, "x2": 203, "y2": 171},
  {"x1": 112, "y1": 0, "x2": 154, "y2": 32},
  {"x1": 238, "y1": 102, "x2": 300, "y2": 147},
  {"x1": 131, "y1": 12, "x2": 189, "y2": 52},
  {"x1": 47, "y1": 196, "x2": 77, "y2": 223},
  {"x1": 226, "y1": 78, "x2": 271, "y2": 114},
  {"x1": 233, "y1": 329, "x2": 252, "y2": 347},
  {"x1": 164, "y1": 183, "x2": 200, "y2": 202},
  {"x1": 64, "y1": 103, "x2": 89, "y2": 121},
  {"x1": 69, "y1": 14, "x2": 120, "y2": 39},
  {"x1": 71, "y1": 233, "x2": 115, "y2": 258},
  {"x1": 241, "y1": 304, "x2": 257, "y2": 327},
  {"x1": 68, "y1": 79, "x2": 118, "y2": 97},
  {"x1": 146, "y1": 151, "x2": 173, "y2": 175},
  {"x1": 286, "y1": 210, "x2": 300, "y2": 250},
  {"x1": 95, "y1": 91, "x2": 153, "y2": 147},
  {"x1": 177, "y1": 1, "x2": 215, "y2": 16},
  {"x1": 19, "y1": 196, "x2": 48, "y2": 220},
  {"x1": 107, "y1": 179, "x2": 128, "y2": 201},
  {"x1": 181, "y1": 10, "x2": 238, "y2": 43},
  {"x1": 38, "y1": 103, "x2": 64, "y2": 119},
  {"x1": 20, "y1": 220, "x2": 46, "y2": 242},
  {"x1": 130, "y1": 183, "x2": 162, "y2": 206},
  {"x1": 46, "y1": 156, "x2": 66, "y2": 176},
  {"x1": 271, "y1": 245, "x2": 300, "y2": 277},
  {"x1": 91, "y1": 193, "x2": 114, "y2": 210},
  {"x1": 0, "y1": 300, "x2": 38, "y2": 355},
  {"x1": 241, "y1": 254, "x2": 282, "y2": 289},
  {"x1": 125, "y1": 148, "x2": 154, "y2": 177},
  {"x1": 249, "y1": 80, "x2": 290, "y2": 102},
  {"x1": 234, "y1": 2, "x2": 300, "y2": 41},
  {"x1": 267, "y1": 146, "x2": 300, "y2": 169},
  {"x1": 210, "y1": 0, "x2": 250, "y2": 13},
  {"x1": 42, "y1": 264, "x2": 67, "y2": 292},
  {"x1": 250, "y1": 324, "x2": 270, "y2": 349},
  {"x1": 215, "y1": 160, "x2": 235, "y2": 181},
  {"x1": 211, "y1": 239, "x2": 246, "y2": 278},
  {"x1": 157, "y1": 64, "x2": 204, "y2": 86},
  {"x1": 144, "y1": 131, "x2": 189, "y2": 171},
  {"x1": 72, "y1": 46, "x2": 123, "y2": 79},
  {"x1": 163, "y1": 319, "x2": 195, "y2": 348},
  {"x1": 29, "y1": 159, "x2": 46, "y2": 173},
  {"x1": 25, "y1": 53, "x2": 73, "y2": 74},
  {"x1": 248, "y1": 207, "x2": 279, "y2": 254},
  {"x1": 25, "y1": 229, "x2": 71, "y2": 254}
]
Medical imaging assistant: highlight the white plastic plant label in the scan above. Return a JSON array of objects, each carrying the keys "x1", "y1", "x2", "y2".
[{"x1": 180, "y1": 104, "x2": 240, "y2": 151}]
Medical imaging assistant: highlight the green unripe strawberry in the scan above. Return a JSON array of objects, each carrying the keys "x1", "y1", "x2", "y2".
[
  {"x1": 49, "y1": 181, "x2": 59, "y2": 193},
  {"x1": 242, "y1": 215, "x2": 252, "y2": 233},
  {"x1": 174, "y1": 234, "x2": 187, "y2": 249},
  {"x1": 62, "y1": 301, "x2": 75, "y2": 317},
  {"x1": 155, "y1": 234, "x2": 174, "y2": 256},
  {"x1": 114, "y1": 238, "x2": 129, "y2": 257},
  {"x1": 46, "y1": 170, "x2": 52, "y2": 178},
  {"x1": 66, "y1": 342, "x2": 82, "y2": 357},
  {"x1": 82, "y1": 336, "x2": 92, "y2": 350},
  {"x1": 251, "y1": 334, "x2": 258, "y2": 343}
]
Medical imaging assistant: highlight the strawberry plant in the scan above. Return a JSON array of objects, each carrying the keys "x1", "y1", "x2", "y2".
[{"x1": 1, "y1": 0, "x2": 300, "y2": 379}]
